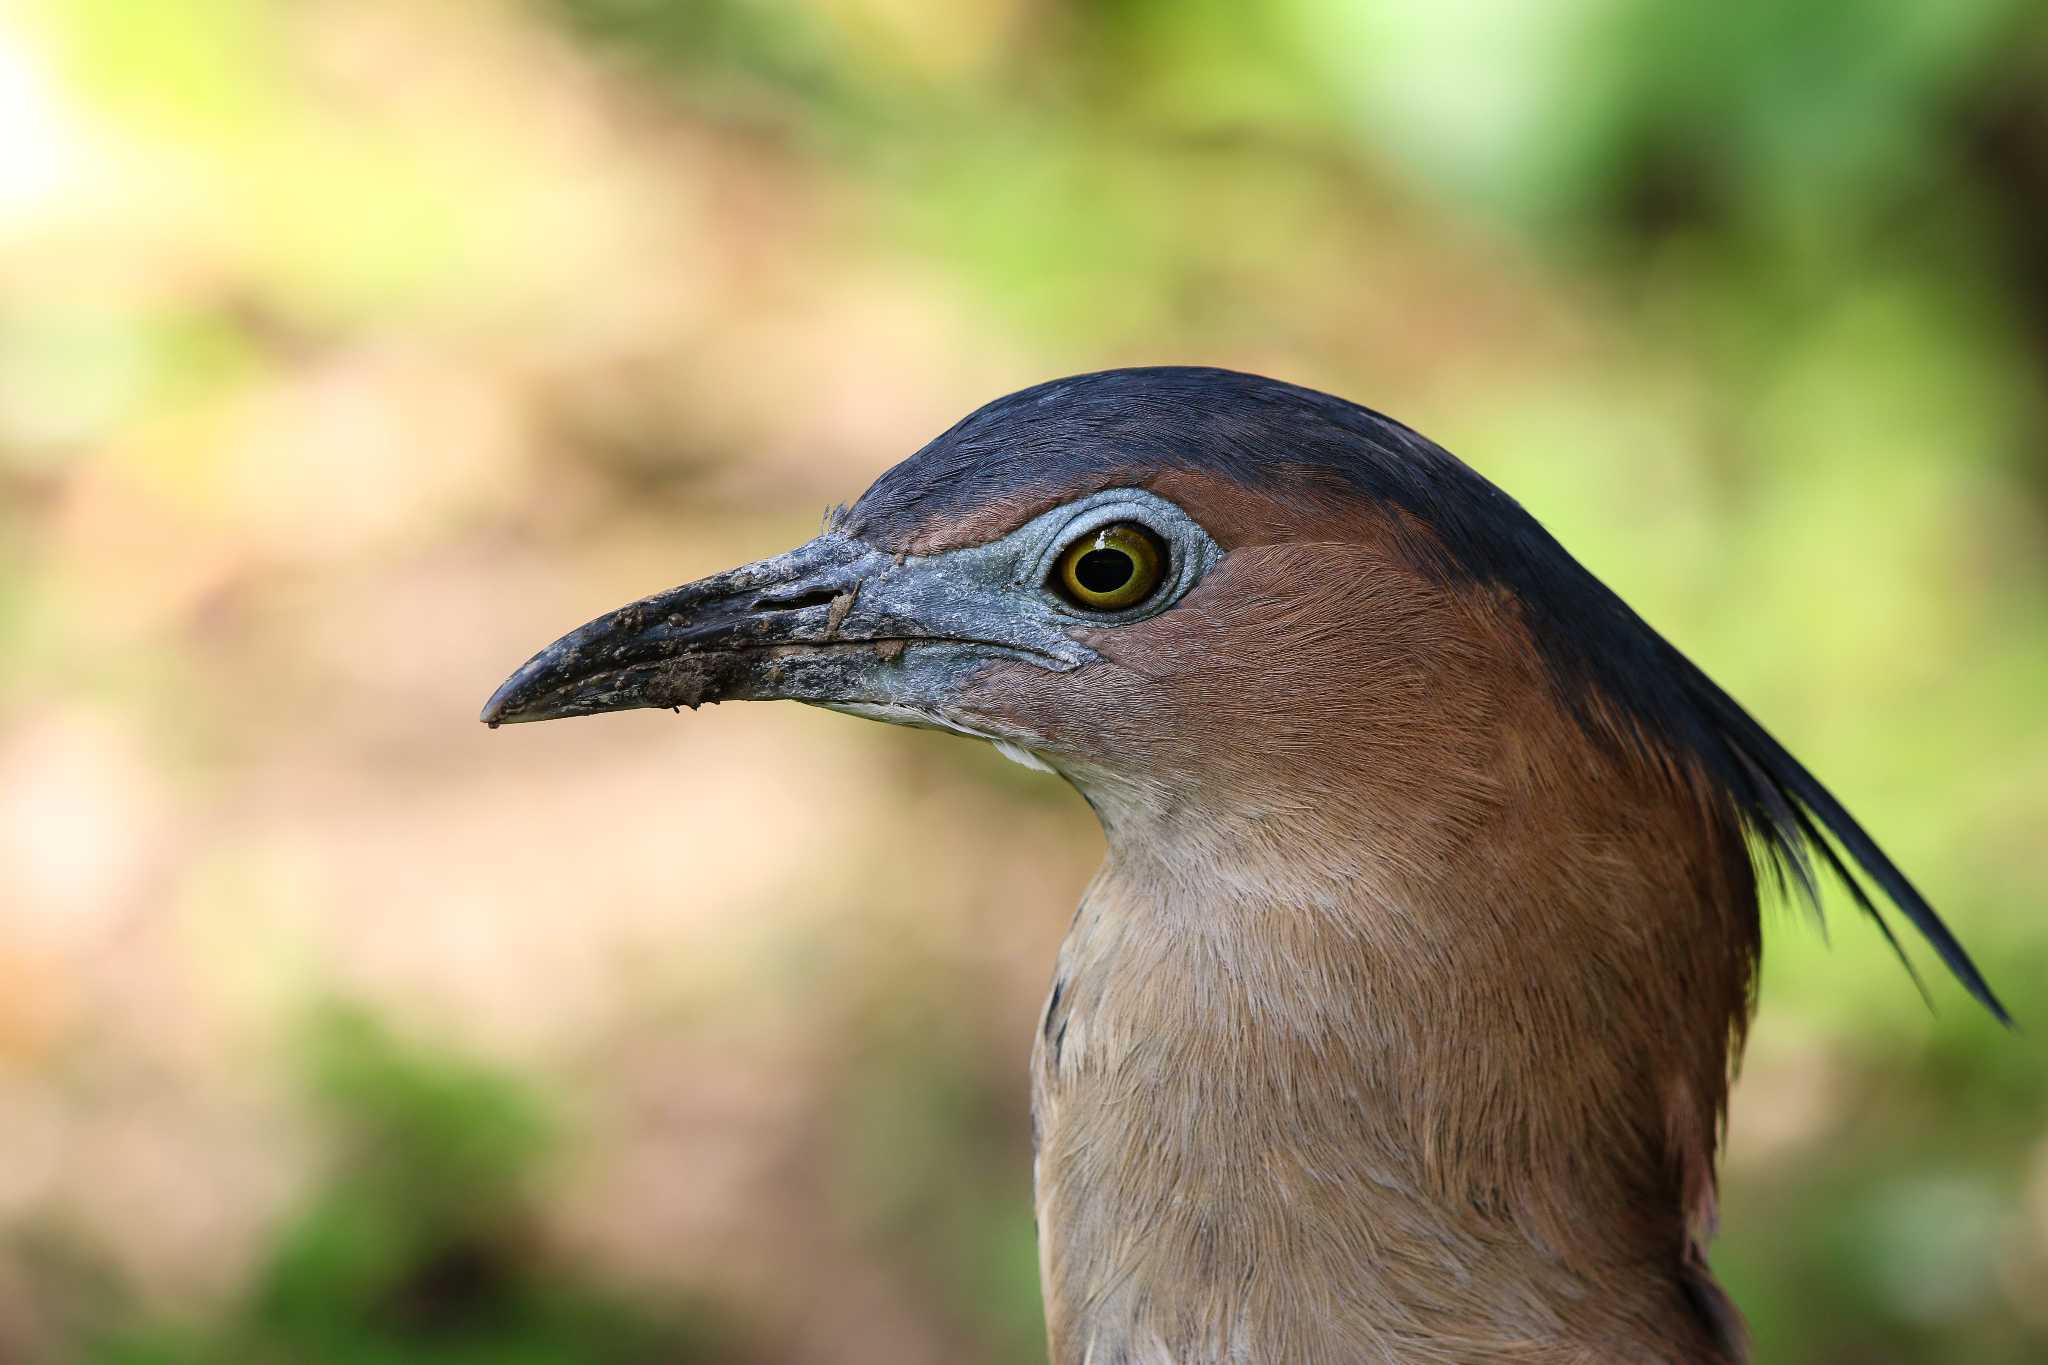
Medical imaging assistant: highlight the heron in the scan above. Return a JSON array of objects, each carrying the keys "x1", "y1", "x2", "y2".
[{"x1": 483, "y1": 367, "x2": 2006, "y2": 1364}]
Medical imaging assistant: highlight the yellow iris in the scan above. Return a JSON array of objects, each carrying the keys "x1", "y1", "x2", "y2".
[{"x1": 1054, "y1": 523, "x2": 1165, "y2": 610}]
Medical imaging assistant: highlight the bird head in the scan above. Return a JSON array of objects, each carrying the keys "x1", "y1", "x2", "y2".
[
  {"x1": 481, "y1": 370, "x2": 1512, "y2": 858},
  {"x1": 484, "y1": 366, "x2": 2004, "y2": 1020}
]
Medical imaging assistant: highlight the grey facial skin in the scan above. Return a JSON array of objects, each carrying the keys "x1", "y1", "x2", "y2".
[{"x1": 480, "y1": 489, "x2": 1222, "y2": 731}]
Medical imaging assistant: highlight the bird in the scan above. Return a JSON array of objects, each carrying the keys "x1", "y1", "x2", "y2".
[{"x1": 483, "y1": 366, "x2": 2007, "y2": 1365}]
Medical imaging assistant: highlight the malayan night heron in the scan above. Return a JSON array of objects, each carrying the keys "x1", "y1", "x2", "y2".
[{"x1": 484, "y1": 367, "x2": 2005, "y2": 1364}]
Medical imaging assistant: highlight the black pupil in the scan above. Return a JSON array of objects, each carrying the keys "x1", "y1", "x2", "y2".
[{"x1": 1075, "y1": 548, "x2": 1135, "y2": 595}]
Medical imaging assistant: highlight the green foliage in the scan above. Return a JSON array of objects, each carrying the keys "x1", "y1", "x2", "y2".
[
  {"x1": 833, "y1": 1002, "x2": 1046, "y2": 1365},
  {"x1": 81, "y1": 1007, "x2": 740, "y2": 1365},
  {"x1": 543, "y1": 0, "x2": 862, "y2": 123}
]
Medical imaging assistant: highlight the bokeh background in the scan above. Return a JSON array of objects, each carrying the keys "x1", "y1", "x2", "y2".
[{"x1": 1, "y1": 1, "x2": 2045, "y2": 1361}]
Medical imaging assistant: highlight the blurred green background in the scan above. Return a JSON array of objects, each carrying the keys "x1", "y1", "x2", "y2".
[{"x1": 0, "y1": 1, "x2": 2043, "y2": 1361}]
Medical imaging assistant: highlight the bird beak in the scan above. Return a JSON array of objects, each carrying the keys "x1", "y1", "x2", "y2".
[{"x1": 480, "y1": 531, "x2": 1094, "y2": 727}]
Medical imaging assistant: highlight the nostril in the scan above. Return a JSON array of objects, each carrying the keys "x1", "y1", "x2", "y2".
[{"x1": 752, "y1": 588, "x2": 841, "y2": 613}]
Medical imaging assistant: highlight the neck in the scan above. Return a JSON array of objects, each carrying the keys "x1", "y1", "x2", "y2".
[{"x1": 1029, "y1": 783, "x2": 1750, "y2": 1365}]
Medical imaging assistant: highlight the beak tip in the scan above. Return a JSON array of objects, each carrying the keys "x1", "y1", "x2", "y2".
[{"x1": 480, "y1": 667, "x2": 545, "y2": 728}]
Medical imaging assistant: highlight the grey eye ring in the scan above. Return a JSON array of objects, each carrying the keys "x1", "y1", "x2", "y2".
[{"x1": 1019, "y1": 489, "x2": 1223, "y2": 625}]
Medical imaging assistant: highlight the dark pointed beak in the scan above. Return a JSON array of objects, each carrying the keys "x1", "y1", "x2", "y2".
[{"x1": 481, "y1": 532, "x2": 1093, "y2": 727}]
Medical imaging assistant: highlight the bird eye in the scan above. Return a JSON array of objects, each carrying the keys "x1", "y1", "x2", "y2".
[{"x1": 1051, "y1": 522, "x2": 1166, "y2": 611}]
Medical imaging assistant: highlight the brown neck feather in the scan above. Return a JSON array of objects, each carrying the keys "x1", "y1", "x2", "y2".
[{"x1": 996, "y1": 536, "x2": 1759, "y2": 1364}]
